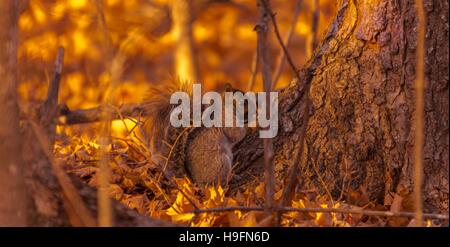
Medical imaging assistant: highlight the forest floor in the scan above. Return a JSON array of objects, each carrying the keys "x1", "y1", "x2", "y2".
[{"x1": 53, "y1": 131, "x2": 438, "y2": 227}]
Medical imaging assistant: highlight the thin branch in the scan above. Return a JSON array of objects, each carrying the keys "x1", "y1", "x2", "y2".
[
  {"x1": 413, "y1": 0, "x2": 426, "y2": 227},
  {"x1": 93, "y1": 0, "x2": 146, "y2": 226},
  {"x1": 39, "y1": 47, "x2": 65, "y2": 142},
  {"x1": 307, "y1": 0, "x2": 320, "y2": 58},
  {"x1": 44, "y1": 46, "x2": 64, "y2": 111},
  {"x1": 191, "y1": 206, "x2": 449, "y2": 221},
  {"x1": 256, "y1": 0, "x2": 275, "y2": 219},
  {"x1": 194, "y1": 206, "x2": 262, "y2": 214},
  {"x1": 260, "y1": 0, "x2": 301, "y2": 84},
  {"x1": 58, "y1": 103, "x2": 145, "y2": 125},
  {"x1": 94, "y1": 0, "x2": 115, "y2": 227},
  {"x1": 271, "y1": 0, "x2": 302, "y2": 88},
  {"x1": 97, "y1": 101, "x2": 113, "y2": 228}
]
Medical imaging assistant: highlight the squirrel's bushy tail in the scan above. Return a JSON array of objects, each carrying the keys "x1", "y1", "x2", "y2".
[{"x1": 142, "y1": 79, "x2": 192, "y2": 151}]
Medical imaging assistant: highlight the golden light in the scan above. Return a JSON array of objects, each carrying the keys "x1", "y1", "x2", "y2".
[
  {"x1": 107, "y1": 0, "x2": 121, "y2": 7},
  {"x1": 19, "y1": 13, "x2": 33, "y2": 31},
  {"x1": 111, "y1": 119, "x2": 138, "y2": 137},
  {"x1": 295, "y1": 21, "x2": 311, "y2": 36},
  {"x1": 71, "y1": 31, "x2": 89, "y2": 55},
  {"x1": 236, "y1": 24, "x2": 257, "y2": 41},
  {"x1": 31, "y1": 2, "x2": 47, "y2": 24},
  {"x1": 68, "y1": 0, "x2": 88, "y2": 10},
  {"x1": 313, "y1": 203, "x2": 329, "y2": 226},
  {"x1": 194, "y1": 24, "x2": 213, "y2": 42},
  {"x1": 51, "y1": 2, "x2": 66, "y2": 21}
]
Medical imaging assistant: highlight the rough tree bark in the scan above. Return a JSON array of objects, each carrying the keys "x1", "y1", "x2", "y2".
[{"x1": 233, "y1": 0, "x2": 448, "y2": 213}]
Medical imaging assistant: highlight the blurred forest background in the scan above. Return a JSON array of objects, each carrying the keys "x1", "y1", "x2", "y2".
[{"x1": 18, "y1": 0, "x2": 334, "y2": 137}]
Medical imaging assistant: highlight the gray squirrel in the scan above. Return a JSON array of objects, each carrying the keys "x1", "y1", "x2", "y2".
[{"x1": 143, "y1": 80, "x2": 247, "y2": 185}]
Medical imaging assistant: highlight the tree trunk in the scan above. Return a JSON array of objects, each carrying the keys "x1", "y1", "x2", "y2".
[
  {"x1": 0, "y1": 0, "x2": 28, "y2": 226},
  {"x1": 233, "y1": 0, "x2": 448, "y2": 213}
]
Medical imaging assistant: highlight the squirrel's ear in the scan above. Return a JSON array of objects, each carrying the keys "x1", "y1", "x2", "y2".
[{"x1": 224, "y1": 82, "x2": 234, "y2": 92}]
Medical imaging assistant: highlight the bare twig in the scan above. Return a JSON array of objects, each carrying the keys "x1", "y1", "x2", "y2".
[
  {"x1": 307, "y1": 0, "x2": 320, "y2": 58},
  {"x1": 413, "y1": 0, "x2": 426, "y2": 227},
  {"x1": 256, "y1": 0, "x2": 275, "y2": 219},
  {"x1": 97, "y1": 123, "x2": 113, "y2": 227},
  {"x1": 94, "y1": 0, "x2": 116, "y2": 227},
  {"x1": 94, "y1": 0, "x2": 146, "y2": 226},
  {"x1": 260, "y1": 0, "x2": 301, "y2": 83},
  {"x1": 58, "y1": 103, "x2": 145, "y2": 125},
  {"x1": 42, "y1": 47, "x2": 64, "y2": 115},
  {"x1": 271, "y1": 0, "x2": 302, "y2": 88},
  {"x1": 39, "y1": 47, "x2": 65, "y2": 142},
  {"x1": 191, "y1": 206, "x2": 449, "y2": 221},
  {"x1": 194, "y1": 206, "x2": 262, "y2": 214}
]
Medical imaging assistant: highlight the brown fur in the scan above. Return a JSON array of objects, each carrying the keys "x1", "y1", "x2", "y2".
[{"x1": 143, "y1": 81, "x2": 246, "y2": 185}]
